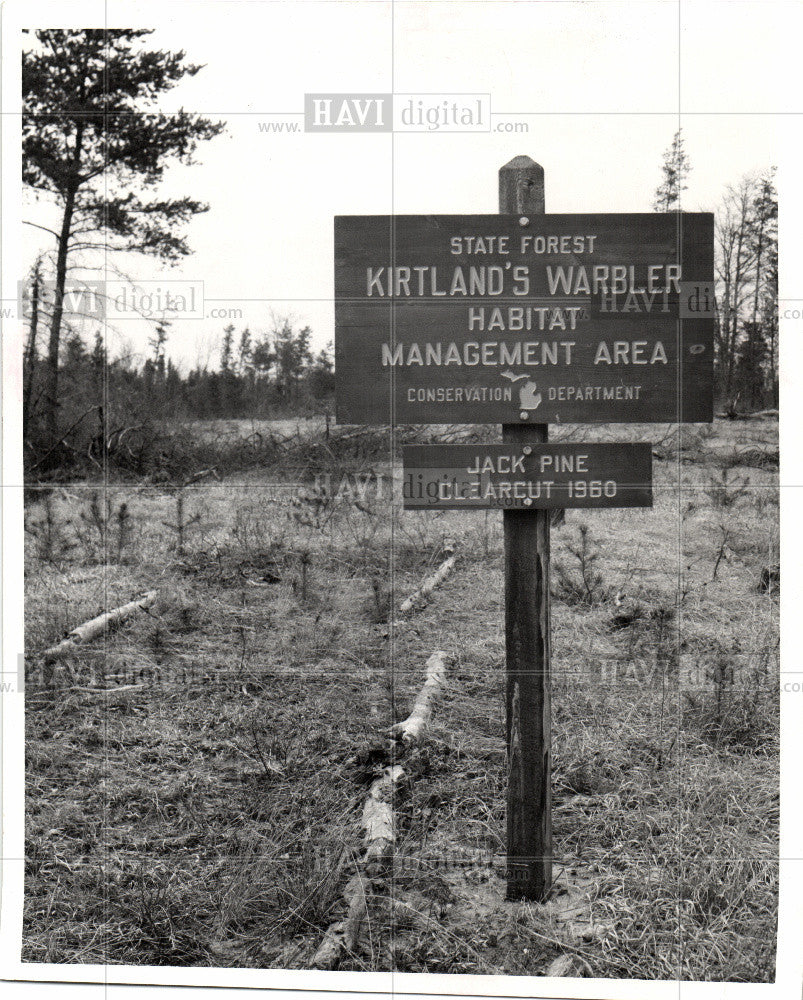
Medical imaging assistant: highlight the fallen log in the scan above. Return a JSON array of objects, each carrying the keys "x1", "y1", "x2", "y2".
[
  {"x1": 717, "y1": 407, "x2": 779, "y2": 421},
  {"x1": 545, "y1": 953, "x2": 587, "y2": 978},
  {"x1": 391, "y1": 652, "x2": 450, "y2": 745},
  {"x1": 399, "y1": 544, "x2": 456, "y2": 614},
  {"x1": 311, "y1": 874, "x2": 367, "y2": 970},
  {"x1": 182, "y1": 467, "x2": 219, "y2": 487},
  {"x1": 43, "y1": 590, "x2": 158, "y2": 664},
  {"x1": 363, "y1": 764, "x2": 405, "y2": 876},
  {"x1": 312, "y1": 765, "x2": 405, "y2": 969},
  {"x1": 314, "y1": 648, "x2": 451, "y2": 970}
]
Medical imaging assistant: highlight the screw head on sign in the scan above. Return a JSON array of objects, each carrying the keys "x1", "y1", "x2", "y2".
[
  {"x1": 523, "y1": 446, "x2": 532, "y2": 456},
  {"x1": 520, "y1": 411, "x2": 529, "y2": 420},
  {"x1": 523, "y1": 498, "x2": 533, "y2": 506},
  {"x1": 519, "y1": 216, "x2": 529, "y2": 226}
]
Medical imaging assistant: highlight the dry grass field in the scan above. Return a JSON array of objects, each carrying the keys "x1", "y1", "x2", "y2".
[{"x1": 22, "y1": 416, "x2": 779, "y2": 980}]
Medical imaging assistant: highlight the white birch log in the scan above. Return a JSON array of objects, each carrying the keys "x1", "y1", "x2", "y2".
[
  {"x1": 391, "y1": 652, "x2": 450, "y2": 744},
  {"x1": 311, "y1": 925, "x2": 343, "y2": 970},
  {"x1": 43, "y1": 590, "x2": 158, "y2": 664},
  {"x1": 363, "y1": 764, "x2": 405, "y2": 876},
  {"x1": 312, "y1": 765, "x2": 406, "y2": 969},
  {"x1": 311, "y1": 875, "x2": 367, "y2": 969},
  {"x1": 399, "y1": 546, "x2": 456, "y2": 614}
]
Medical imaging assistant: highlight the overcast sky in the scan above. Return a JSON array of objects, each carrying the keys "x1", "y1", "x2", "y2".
[{"x1": 19, "y1": 0, "x2": 790, "y2": 369}]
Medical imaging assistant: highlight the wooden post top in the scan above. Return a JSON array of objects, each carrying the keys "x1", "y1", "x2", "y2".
[{"x1": 499, "y1": 155, "x2": 545, "y2": 215}]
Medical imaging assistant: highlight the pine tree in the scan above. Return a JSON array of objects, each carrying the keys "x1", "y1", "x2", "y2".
[
  {"x1": 273, "y1": 319, "x2": 313, "y2": 400},
  {"x1": 23, "y1": 29, "x2": 224, "y2": 458},
  {"x1": 90, "y1": 330, "x2": 105, "y2": 372},
  {"x1": 149, "y1": 320, "x2": 170, "y2": 379},
  {"x1": 237, "y1": 327, "x2": 253, "y2": 377},
  {"x1": 307, "y1": 344, "x2": 335, "y2": 400},
  {"x1": 252, "y1": 336, "x2": 275, "y2": 380},
  {"x1": 89, "y1": 329, "x2": 105, "y2": 395},
  {"x1": 735, "y1": 321, "x2": 768, "y2": 409},
  {"x1": 748, "y1": 170, "x2": 778, "y2": 405},
  {"x1": 218, "y1": 324, "x2": 239, "y2": 414},
  {"x1": 653, "y1": 130, "x2": 691, "y2": 211},
  {"x1": 220, "y1": 323, "x2": 235, "y2": 374},
  {"x1": 22, "y1": 258, "x2": 42, "y2": 437}
]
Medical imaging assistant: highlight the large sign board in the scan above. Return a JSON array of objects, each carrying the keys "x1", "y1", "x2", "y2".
[
  {"x1": 403, "y1": 443, "x2": 653, "y2": 510},
  {"x1": 335, "y1": 214, "x2": 714, "y2": 425}
]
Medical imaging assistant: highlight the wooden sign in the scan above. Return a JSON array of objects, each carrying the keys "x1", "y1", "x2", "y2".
[
  {"x1": 334, "y1": 213, "x2": 714, "y2": 425},
  {"x1": 403, "y1": 443, "x2": 652, "y2": 510}
]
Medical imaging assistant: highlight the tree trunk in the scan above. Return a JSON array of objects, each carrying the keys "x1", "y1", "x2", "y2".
[
  {"x1": 770, "y1": 321, "x2": 779, "y2": 407},
  {"x1": 23, "y1": 259, "x2": 41, "y2": 439},
  {"x1": 751, "y1": 221, "x2": 765, "y2": 407},
  {"x1": 43, "y1": 183, "x2": 77, "y2": 451},
  {"x1": 43, "y1": 123, "x2": 83, "y2": 453}
]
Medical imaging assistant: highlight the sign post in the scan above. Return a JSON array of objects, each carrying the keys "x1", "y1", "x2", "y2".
[
  {"x1": 334, "y1": 155, "x2": 713, "y2": 906},
  {"x1": 499, "y1": 156, "x2": 551, "y2": 901}
]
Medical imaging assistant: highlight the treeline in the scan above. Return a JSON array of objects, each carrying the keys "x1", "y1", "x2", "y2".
[
  {"x1": 22, "y1": 306, "x2": 335, "y2": 477},
  {"x1": 141, "y1": 319, "x2": 334, "y2": 419},
  {"x1": 713, "y1": 170, "x2": 778, "y2": 412},
  {"x1": 654, "y1": 132, "x2": 778, "y2": 412},
  {"x1": 21, "y1": 156, "x2": 778, "y2": 480}
]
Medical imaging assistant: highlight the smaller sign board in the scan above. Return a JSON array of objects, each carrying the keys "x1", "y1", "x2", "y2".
[{"x1": 403, "y1": 443, "x2": 652, "y2": 510}]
